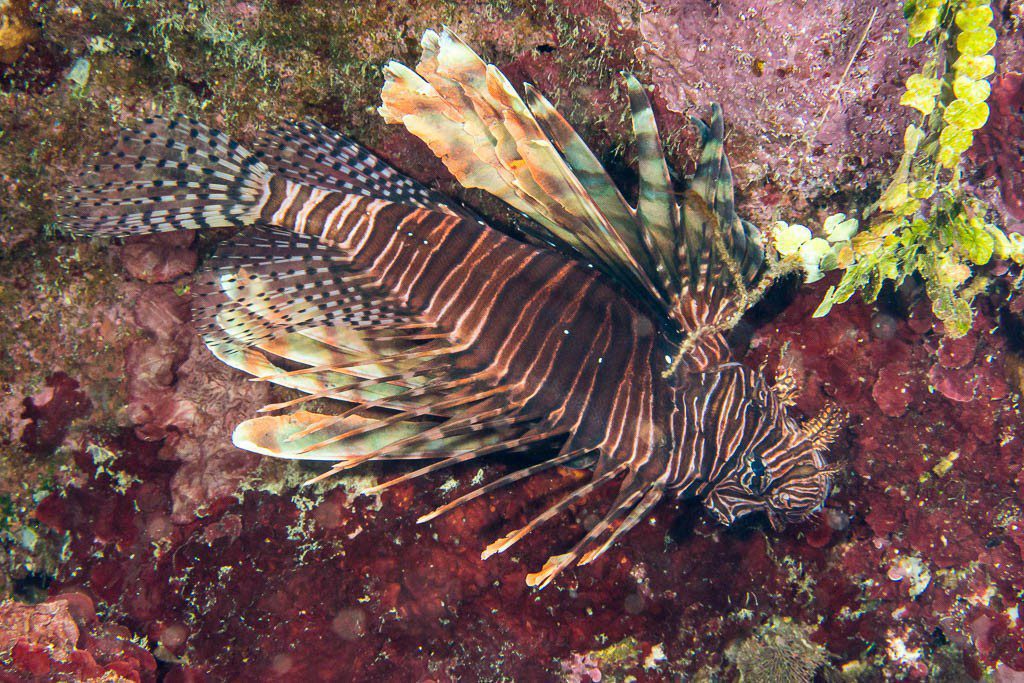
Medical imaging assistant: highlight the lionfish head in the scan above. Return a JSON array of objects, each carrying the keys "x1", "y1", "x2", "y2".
[
  {"x1": 703, "y1": 400, "x2": 845, "y2": 530},
  {"x1": 761, "y1": 444, "x2": 838, "y2": 531}
]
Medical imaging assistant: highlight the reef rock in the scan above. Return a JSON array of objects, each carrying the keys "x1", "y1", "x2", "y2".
[{"x1": 0, "y1": 593, "x2": 156, "y2": 680}]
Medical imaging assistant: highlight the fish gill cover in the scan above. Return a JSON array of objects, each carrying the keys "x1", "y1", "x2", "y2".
[{"x1": 0, "y1": 0, "x2": 1023, "y2": 681}]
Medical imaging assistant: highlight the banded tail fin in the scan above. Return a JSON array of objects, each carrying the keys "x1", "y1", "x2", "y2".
[{"x1": 59, "y1": 116, "x2": 272, "y2": 238}]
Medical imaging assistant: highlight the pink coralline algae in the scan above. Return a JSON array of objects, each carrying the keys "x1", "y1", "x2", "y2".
[
  {"x1": 973, "y1": 73, "x2": 1024, "y2": 229},
  {"x1": 561, "y1": 652, "x2": 603, "y2": 682},
  {"x1": 632, "y1": 0, "x2": 920, "y2": 194},
  {"x1": 0, "y1": 593, "x2": 156, "y2": 681},
  {"x1": 120, "y1": 282, "x2": 268, "y2": 522},
  {"x1": 123, "y1": 283, "x2": 196, "y2": 442},
  {"x1": 927, "y1": 329, "x2": 1010, "y2": 405},
  {"x1": 871, "y1": 360, "x2": 918, "y2": 418},
  {"x1": 867, "y1": 303, "x2": 1010, "y2": 416}
]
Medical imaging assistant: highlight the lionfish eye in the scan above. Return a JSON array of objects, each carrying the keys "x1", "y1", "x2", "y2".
[
  {"x1": 750, "y1": 456, "x2": 766, "y2": 477},
  {"x1": 745, "y1": 455, "x2": 767, "y2": 494}
]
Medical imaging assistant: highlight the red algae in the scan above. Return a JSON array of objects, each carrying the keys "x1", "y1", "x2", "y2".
[
  {"x1": 19, "y1": 372, "x2": 91, "y2": 454},
  {"x1": 633, "y1": 0, "x2": 920, "y2": 197},
  {"x1": 120, "y1": 233, "x2": 199, "y2": 285},
  {"x1": 872, "y1": 361, "x2": 917, "y2": 418},
  {"x1": 0, "y1": 593, "x2": 156, "y2": 681}
]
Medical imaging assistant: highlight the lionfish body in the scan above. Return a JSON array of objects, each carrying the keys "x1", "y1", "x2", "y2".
[{"x1": 62, "y1": 29, "x2": 842, "y2": 587}]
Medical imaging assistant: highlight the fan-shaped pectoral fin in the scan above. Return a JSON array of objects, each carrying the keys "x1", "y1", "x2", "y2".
[{"x1": 702, "y1": 481, "x2": 765, "y2": 527}]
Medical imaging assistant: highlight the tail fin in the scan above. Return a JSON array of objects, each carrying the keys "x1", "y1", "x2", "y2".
[{"x1": 58, "y1": 116, "x2": 272, "y2": 238}]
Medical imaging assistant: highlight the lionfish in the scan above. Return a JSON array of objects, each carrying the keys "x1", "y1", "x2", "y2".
[{"x1": 61, "y1": 28, "x2": 843, "y2": 588}]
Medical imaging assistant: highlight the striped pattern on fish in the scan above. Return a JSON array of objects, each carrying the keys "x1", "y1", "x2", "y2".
[
  {"x1": 59, "y1": 28, "x2": 844, "y2": 588},
  {"x1": 251, "y1": 172, "x2": 667, "y2": 479}
]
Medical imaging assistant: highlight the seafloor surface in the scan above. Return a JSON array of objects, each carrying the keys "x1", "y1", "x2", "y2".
[{"x1": 2, "y1": 0, "x2": 1024, "y2": 681}]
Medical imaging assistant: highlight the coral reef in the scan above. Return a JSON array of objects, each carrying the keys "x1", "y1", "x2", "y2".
[{"x1": 1, "y1": 0, "x2": 1023, "y2": 680}]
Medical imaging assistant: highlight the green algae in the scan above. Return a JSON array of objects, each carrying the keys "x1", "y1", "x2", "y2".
[{"x1": 807, "y1": 0, "x2": 1020, "y2": 336}]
